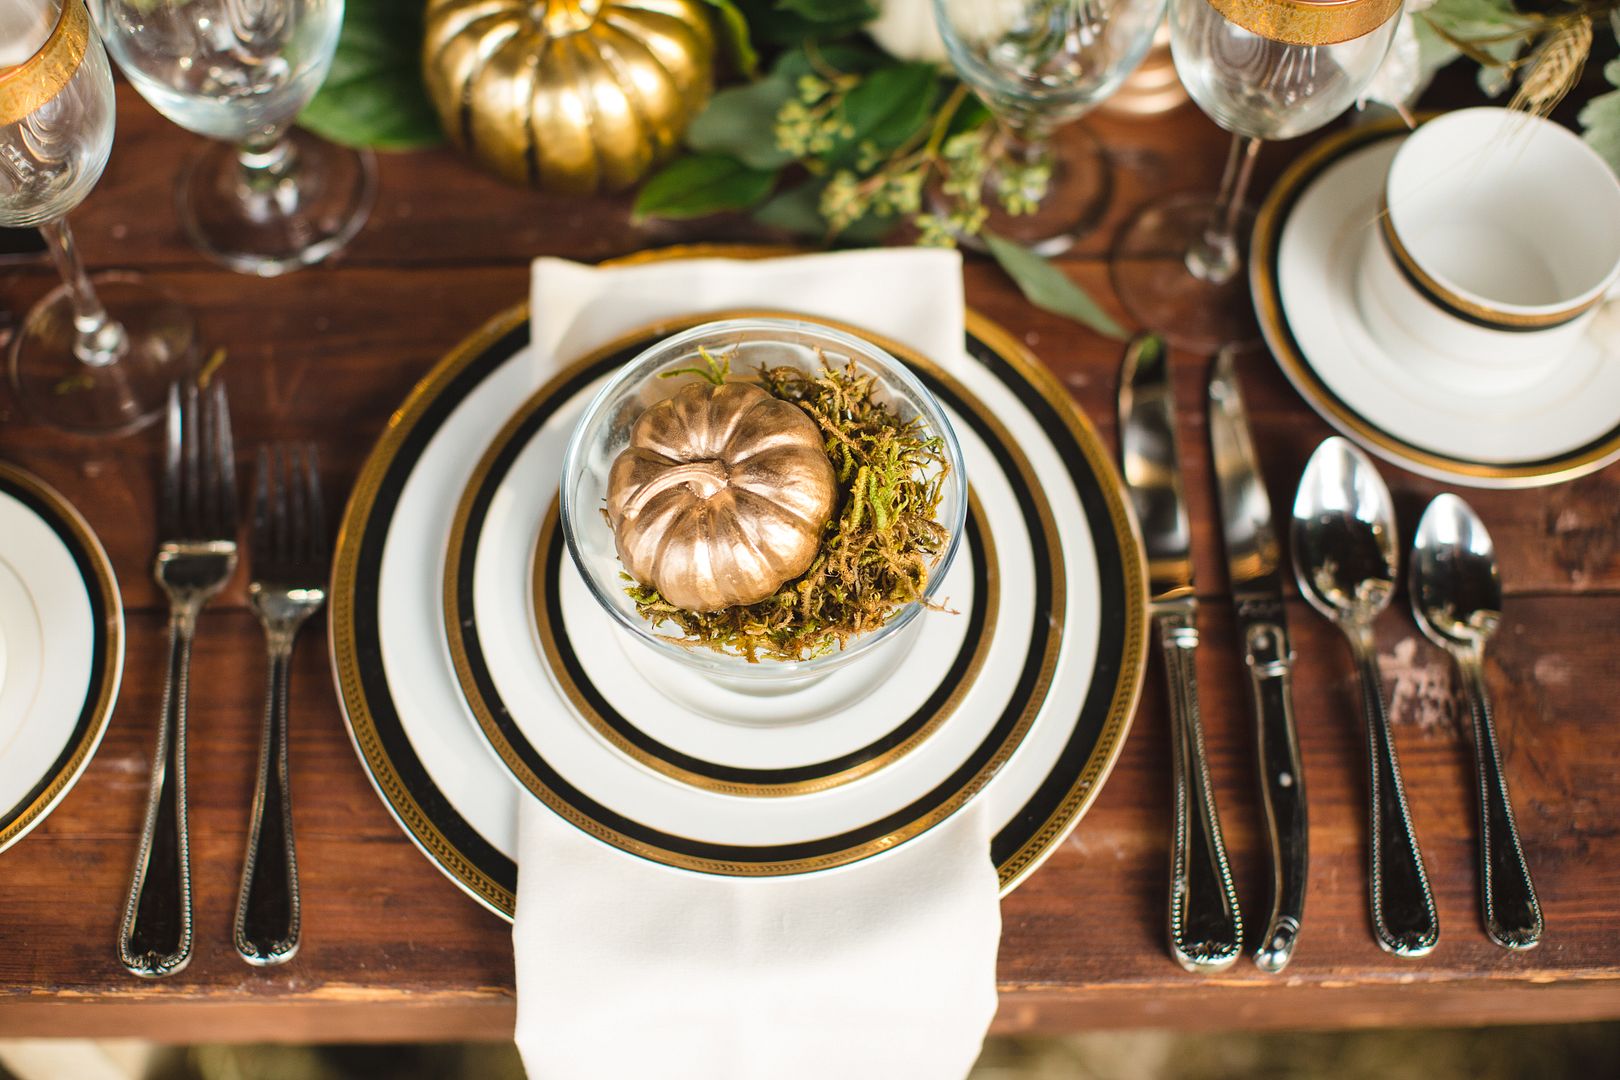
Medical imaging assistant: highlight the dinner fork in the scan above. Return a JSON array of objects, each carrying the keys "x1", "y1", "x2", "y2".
[
  {"x1": 118, "y1": 379, "x2": 238, "y2": 979},
  {"x1": 234, "y1": 445, "x2": 326, "y2": 966}
]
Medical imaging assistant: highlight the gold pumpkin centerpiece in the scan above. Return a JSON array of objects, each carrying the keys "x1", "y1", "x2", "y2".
[
  {"x1": 423, "y1": 0, "x2": 715, "y2": 192},
  {"x1": 606, "y1": 381, "x2": 838, "y2": 613}
]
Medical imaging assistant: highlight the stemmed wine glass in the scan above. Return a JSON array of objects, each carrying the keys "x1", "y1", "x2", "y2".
[
  {"x1": 1111, "y1": 0, "x2": 1403, "y2": 351},
  {"x1": 934, "y1": 0, "x2": 1168, "y2": 255},
  {"x1": 1, "y1": 0, "x2": 195, "y2": 435},
  {"x1": 90, "y1": 0, "x2": 374, "y2": 276}
]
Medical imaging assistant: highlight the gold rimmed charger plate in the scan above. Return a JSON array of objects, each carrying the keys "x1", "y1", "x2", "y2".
[
  {"x1": 1252, "y1": 117, "x2": 1620, "y2": 487},
  {"x1": 330, "y1": 244, "x2": 1147, "y2": 915},
  {"x1": 0, "y1": 462, "x2": 123, "y2": 853}
]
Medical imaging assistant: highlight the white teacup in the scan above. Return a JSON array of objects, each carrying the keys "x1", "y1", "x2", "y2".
[{"x1": 1355, "y1": 107, "x2": 1620, "y2": 393}]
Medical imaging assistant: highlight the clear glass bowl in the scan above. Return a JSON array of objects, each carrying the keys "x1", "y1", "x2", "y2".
[{"x1": 559, "y1": 317, "x2": 969, "y2": 687}]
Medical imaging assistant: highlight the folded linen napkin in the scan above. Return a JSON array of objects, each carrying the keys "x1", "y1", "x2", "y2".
[{"x1": 513, "y1": 249, "x2": 1001, "y2": 1080}]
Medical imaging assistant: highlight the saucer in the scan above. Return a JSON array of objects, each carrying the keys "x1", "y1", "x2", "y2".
[
  {"x1": 1252, "y1": 118, "x2": 1620, "y2": 488},
  {"x1": 0, "y1": 463, "x2": 123, "y2": 853}
]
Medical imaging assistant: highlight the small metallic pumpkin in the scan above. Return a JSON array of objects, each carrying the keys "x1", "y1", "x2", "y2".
[
  {"x1": 607, "y1": 382, "x2": 838, "y2": 613},
  {"x1": 422, "y1": 0, "x2": 715, "y2": 193}
]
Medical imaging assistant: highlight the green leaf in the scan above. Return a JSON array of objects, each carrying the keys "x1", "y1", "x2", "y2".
[
  {"x1": 1579, "y1": 60, "x2": 1620, "y2": 176},
  {"x1": 633, "y1": 154, "x2": 778, "y2": 220},
  {"x1": 753, "y1": 180, "x2": 830, "y2": 236},
  {"x1": 983, "y1": 232, "x2": 1127, "y2": 341},
  {"x1": 834, "y1": 63, "x2": 940, "y2": 159},
  {"x1": 699, "y1": 0, "x2": 759, "y2": 79},
  {"x1": 735, "y1": 0, "x2": 876, "y2": 44},
  {"x1": 776, "y1": 0, "x2": 875, "y2": 24},
  {"x1": 298, "y1": 0, "x2": 443, "y2": 151},
  {"x1": 687, "y1": 76, "x2": 797, "y2": 169}
]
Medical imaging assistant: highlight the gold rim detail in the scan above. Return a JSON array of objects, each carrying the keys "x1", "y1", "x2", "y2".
[
  {"x1": 1204, "y1": 0, "x2": 1401, "y2": 47},
  {"x1": 0, "y1": 0, "x2": 90, "y2": 129},
  {"x1": 0, "y1": 461, "x2": 123, "y2": 852},
  {"x1": 1252, "y1": 115, "x2": 1620, "y2": 486}
]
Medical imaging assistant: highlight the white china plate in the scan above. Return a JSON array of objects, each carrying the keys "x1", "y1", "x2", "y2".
[
  {"x1": 1253, "y1": 118, "x2": 1620, "y2": 488},
  {"x1": 0, "y1": 463, "x2": 123, "y2": 853},
  {"x1": 331, "y1": 253, "x2": 1145, "y2": 916}
]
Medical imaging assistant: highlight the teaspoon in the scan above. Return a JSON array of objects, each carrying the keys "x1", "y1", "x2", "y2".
[
  {"x1": 1410, "y1": 494, "x2": 1543, "y2": 950},
  {"x1": 1290, "y1": 437, "x2": 1439, "y2": 957}
]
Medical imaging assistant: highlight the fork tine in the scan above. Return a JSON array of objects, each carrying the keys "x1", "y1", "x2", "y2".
[
  {"x1": 304, "y1": 445, "x2": 326, "y2": 563},
  {"x1": 182, "y1": 380, "x2": 202, "y2": 537},
  {"x1": 252, "y1": 447, "x2": 271, "y2": 564},
  {"x1": 161, "y1": 383, "x2": 182, "y2": 538},
  {"x1": 286, "y1": 443, "x2": 308, "y2": 568},
  {"x1": 272, "y1": 444, "x2": 290, "y2": 562},
  {"x1": 213, "y1": 380, "x2": 237, "y2": 539}
]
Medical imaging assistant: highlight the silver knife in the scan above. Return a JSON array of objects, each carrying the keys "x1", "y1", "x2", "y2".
[
  {"x1": 1119, "y1": 334, "x2": 1243, "y2": 973},
  {"x1": 1209, "y1": 347, "x2": 1308, "y2": 974}
]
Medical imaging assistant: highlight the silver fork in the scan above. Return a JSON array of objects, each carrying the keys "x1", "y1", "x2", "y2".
[
  {"x1": 119, "y1": 379, "x2": 238, "y2": 979},
  {"x1": 234, "y1": 444, "x2": 326, "y2": 966}
]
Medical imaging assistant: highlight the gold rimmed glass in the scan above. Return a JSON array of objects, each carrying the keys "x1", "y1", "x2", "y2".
[
  {"x1": 0, "y1": 0, "x2": 195, "y2": 435},
  {"x1": 1110, "y1": 0, "x2": 1402, "y2": 351}
]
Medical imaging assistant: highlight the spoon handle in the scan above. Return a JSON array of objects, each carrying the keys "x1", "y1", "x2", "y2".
[
  {"x1": 1350, "y1": 633, "x2": 1439, "y2": 957},
  {"x1": 1156, "y1": 604, "x2": 1243, "y2": 972},
  {"x1": 1457, "y1": 652, "x2": 1543, "y2": 950}
]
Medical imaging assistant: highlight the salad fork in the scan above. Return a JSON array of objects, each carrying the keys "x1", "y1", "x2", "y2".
[
  {"x1": 119, "y1": 379, "x2": 238, "y2": 978},
  {"x1": 234, "y1": 445, "x2": 326, "y2": 965}
]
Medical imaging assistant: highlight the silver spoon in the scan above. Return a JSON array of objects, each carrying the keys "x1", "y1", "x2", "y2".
[
  {"x1": 1291, "y1": 437, "x2": 1439, "y2": 957},
  {"x1": 1410, "y1": 494, "x2": 1543, "y2": 950}
]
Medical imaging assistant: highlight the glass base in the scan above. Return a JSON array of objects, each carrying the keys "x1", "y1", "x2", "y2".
[
  {"x1": 1110, "y1": 192, "x2": 1261, "y2": 353},
  {"x1": 9, "y1": 273, "x2": 197, "y2": 436},
  {"x1": 939, "y1": 123, "x2": 1113, "y2": 257},
  {"x1": 179, "y1": 128, "x2": 377, "y2": 277}
]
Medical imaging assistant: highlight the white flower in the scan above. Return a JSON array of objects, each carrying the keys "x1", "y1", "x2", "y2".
[
  {"x1": 1360, "y1": 0, "x2": 1440, "y2": 112},
  {"x1": 869, "y1": 0, "x2": 950, "y2": 63}
]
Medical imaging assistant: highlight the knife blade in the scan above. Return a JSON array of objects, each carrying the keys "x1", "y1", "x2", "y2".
[
  {"x1": 1209, "y1": 346, "x2": 1308, "y2": 974},
  {"x1": 1119, "y1": 334, "x2": 1243, "y2": 973}
]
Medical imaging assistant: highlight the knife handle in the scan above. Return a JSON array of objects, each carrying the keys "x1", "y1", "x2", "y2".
[
  {"x1": 1157, "y1": 604, "x2": 1243, "y2": 972},
  {"x1": 1243, "y1": 620, "x2": 1308, "y2": 973}
]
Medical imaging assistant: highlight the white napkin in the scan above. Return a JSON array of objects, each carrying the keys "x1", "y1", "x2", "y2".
[{"x1": 514, "y1": 249, "x2": 1001, "y2": 1080}]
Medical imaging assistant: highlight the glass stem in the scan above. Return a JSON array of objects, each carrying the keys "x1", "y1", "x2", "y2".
[
  {"x1": 235, "y1": 126, "x2": 302, "y2": 211},
  {"x1": 38, "y1": 218, "x2": 127, "y2": 368},
  {"x1": 1186, "y1": 134, "x2": 1262, "y2": 286}
]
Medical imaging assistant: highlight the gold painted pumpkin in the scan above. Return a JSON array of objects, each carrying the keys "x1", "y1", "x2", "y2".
[
  {"x1": 607, "y1": 382, "x2": 838, "y2": 613},
  {"x1": 423, "y1": 0, "x2": 715, "y2": 193}
]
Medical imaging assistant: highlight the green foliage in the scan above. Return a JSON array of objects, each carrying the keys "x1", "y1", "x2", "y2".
[
  {"x1": 1580, "y1": 59, "x2": 1620, "y2": 173},
  {"x1": 627, "y1": 357, "x2": 949, "y2": 662},
  {"x1": 699, "y1": 0, "x2": 760, "y2": 78},
  {"x1": 298, "y1": 0, "x2": 443, "y2": 151},
  {"x1": 735, "y1": 0, "x2": 877, "y2": 45},
  {"x1": 631, "y1": 154, "x2": 778, "y2": 220},
  {"x1": 984, "y1": 233, "x2": 1127, "y2": 342}
]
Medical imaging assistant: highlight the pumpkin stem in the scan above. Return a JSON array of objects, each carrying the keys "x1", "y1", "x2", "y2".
[
  {"x1": 531, "y1": 0, "x2": 603, "y2": 36},
  {"x1": 622, "y1": 459, "x2": 730, "y2": 518}
]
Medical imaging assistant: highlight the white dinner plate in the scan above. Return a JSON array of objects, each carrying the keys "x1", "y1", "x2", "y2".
[
  {"x1": 331, "y1": 249, "x2": 1146, "y2": 916},
  {"x1": 1252, "y1": 117, "x2": 1620, "y2": 488},
  {"x1": 0, "y1": 463, "x2": 123, "y2": 853}
]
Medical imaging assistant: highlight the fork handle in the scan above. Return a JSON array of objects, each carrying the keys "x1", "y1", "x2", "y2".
[
  {"x1": 234, "y1": 634, "x2": 302, "y2": 965},
  {"x1": 118, "y1": 604, "x2": 198, "y2": 979}
]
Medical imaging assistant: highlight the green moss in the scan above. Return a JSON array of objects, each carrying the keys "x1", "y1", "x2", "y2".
[{"x1": 626, "y1": 354, "x2": 950, "y2": 662}]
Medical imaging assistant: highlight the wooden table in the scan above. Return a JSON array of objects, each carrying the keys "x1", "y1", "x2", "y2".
[{"x1": 2, "y1": 83, "x2": 1619, "y2": 1043}]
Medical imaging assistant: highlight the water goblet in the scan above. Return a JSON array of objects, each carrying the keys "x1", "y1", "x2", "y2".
[
  {"x1": 1, "y1": 0, "x2": 195, "y2": 435},
  {"x1": 90, "y1": 0, "x2": 375, "y2": 276},
  {"x1": 1110, "y1": 0, "x2": 1402, "y2": 351},
  {"x1": 934, "y1": 0, "x2": 1168, "y2": 255}
]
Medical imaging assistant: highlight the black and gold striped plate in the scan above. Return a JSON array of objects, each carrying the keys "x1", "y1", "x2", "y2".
[{"x1": 331, "y1": 250, "x2": 1146, "y2": 917}]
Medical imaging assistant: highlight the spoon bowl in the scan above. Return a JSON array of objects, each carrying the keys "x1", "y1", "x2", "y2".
[
  {"x1": 1290, "y1": 437, "x2": 1400, "y2": 633},
  {"x1": 1410, "y1": 493, "x2": 1502, "y2": 654}
]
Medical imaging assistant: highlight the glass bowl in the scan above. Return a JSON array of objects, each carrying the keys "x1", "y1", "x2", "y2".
[{"x1": 558, "y1": 317, "x2": 969, "y2": 688}]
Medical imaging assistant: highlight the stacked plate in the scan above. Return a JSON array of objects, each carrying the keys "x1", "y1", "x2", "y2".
[{"x1": 330, "y1": 250, "x2": 1148, "y2": 917}]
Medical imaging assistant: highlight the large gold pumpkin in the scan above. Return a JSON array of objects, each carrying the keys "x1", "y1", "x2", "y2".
[
  {"x1": 607, "y1": 382, "x2": 838, "y2": 613},
  {"x1": 423, "y1": 0, "x2": 715, "y2": 193}
]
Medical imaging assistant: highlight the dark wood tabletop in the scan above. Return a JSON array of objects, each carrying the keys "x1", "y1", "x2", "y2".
[{"x1": 2, "y1": 82, "x2": 1619, "y2": 1043}]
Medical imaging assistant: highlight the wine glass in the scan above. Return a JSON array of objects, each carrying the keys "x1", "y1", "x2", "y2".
[
  {"x1": 90, "y1": 0, "x2": 375, "y2": 277},
  {"x1": 934, "y1": 0, "x2": 1168, "y2": 255},
  {"x1": 1, "y1": 0, "x2": 195, "y2": 435},
  {"x1": 1110, "y1": 0, "x2": 1403, "y2": 351}
]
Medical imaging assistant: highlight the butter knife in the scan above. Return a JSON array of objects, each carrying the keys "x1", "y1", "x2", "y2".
[
  {"x1": 1209, "y1": 347, "x2": 1308, "y2": 973},
  {"x1": 1119, "y1": 334, "x2": 1243, "y2": 973}
]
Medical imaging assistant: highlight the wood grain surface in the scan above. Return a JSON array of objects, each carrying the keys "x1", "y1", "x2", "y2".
[{"x1": 1, "y1": 84, "x2": 1618, "y2": 1042}]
